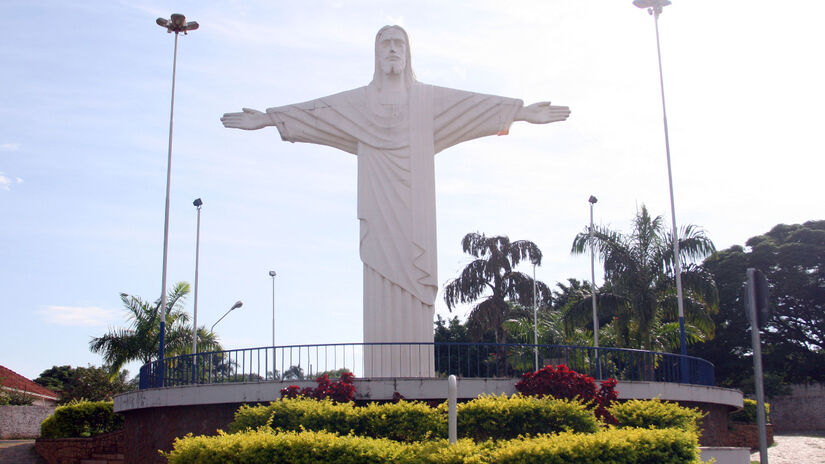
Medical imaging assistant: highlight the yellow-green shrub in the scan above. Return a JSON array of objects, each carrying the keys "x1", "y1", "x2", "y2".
[
  {"x1": 492, "y1": 427, "x2": 702, "y2": 464},
  {"x1": 358, "y1": 400, "x2": 446, "y2": 441},
  {"x1": 229, "y1": 398, "x2": 445, "y2": 441},
  {"x1": 165, "y1": 427, "x2": 702, "y2": 464},
  {"x1": 610, "y1": 398, "x2": 705, "y2": 434},
  {"x1": 40, "y1": 400, "x2": 123, "y2": 438},
  {"x1": 457, "y1": 394, "x2": 599, "y2": 440},
  {"x1": 164, "y1": 429, "x2": 404, "y2": 464},
  {"x1": 730, "y1": 398, "x2": 770, "y2": 423}
]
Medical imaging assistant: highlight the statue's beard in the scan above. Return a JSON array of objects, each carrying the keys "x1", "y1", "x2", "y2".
[{"x1": 381, "y1": 59, "x2": 405, "y2": 76}]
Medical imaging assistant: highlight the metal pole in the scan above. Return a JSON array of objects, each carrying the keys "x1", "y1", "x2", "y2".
[
  {"x1": 192, "y1": 201, "x2": 201, "y2": 357},
  {"x1": 652, "y1": 6, "x2": 687, "y2": 362},
  {"x1": 157, "y1": 30, "x2": 179, "y2": 383},
  {"x1": 589, "y1": 197, "x2": 601, "y2": 379},
  {"x1": 533, "y1": 263, "x2": 538, "y2": 371},
  {"x1": 271, "y1": 272, "x2": 276, "y2": 379},
  {"x1": 747, "y1": 269, "x2": 769, "y2": 463}
]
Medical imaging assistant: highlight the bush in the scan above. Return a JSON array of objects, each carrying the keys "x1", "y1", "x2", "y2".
[
  {"x1": 610, "y1": 398, "x2": 705, "y2": 434},
  {"x1": 730, "y1": 398, "x2": 770, "y2": 423},
  {"x1": 40, "y1": 400, "x2": 124, "y2": 438},
  {"x1": 229, "y1": 397, "x2": 443, "y2": 442},
  {"x1": 491, "y1": 427, "x2": 702, "y2": 464},
  {"x1": 0, "y1": 390, "x2": 35, "y2": 405},
  {"x1": 280, "y1": 372, "x2": 356, "y2": 403},
  {"x1": 165, "y1": 427, "x2": 702, "y2": 464},
  {"x1": 514, "y1": 364, "x2": 618, "y2": 423},
  {"x1": 456, "y1": 394, "x2": 598, "y2": 440}
]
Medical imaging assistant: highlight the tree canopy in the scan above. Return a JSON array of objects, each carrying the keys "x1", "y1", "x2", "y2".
[
  {"x1": 565, "y1": 205, "x2": 718, "y2": 351},
  {"x1": 694, "y1": 220, "x2": 825, "y2": 389}
]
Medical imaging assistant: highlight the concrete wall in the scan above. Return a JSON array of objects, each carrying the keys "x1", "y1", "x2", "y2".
[
  {"x1": 0, "y1": 405, "x2": 54, "y2": 439},
  {"x1": 770, "y1": 383, "x2": 825, "y2": 432}
]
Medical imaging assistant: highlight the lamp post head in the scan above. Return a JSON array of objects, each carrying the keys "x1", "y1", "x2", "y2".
[
  {"x1": 269, "y1": 271, "x2": 277, "y2": 277},
  {"x1": 632, "y1": 0, "x2": 671, "y2": 16},
  {"x1": 231, "y1": 300, "x2": 243, "y2": 311},
  {"x1": 156, "y1": 13, "x2": 199, "y2": 34},
  {"x1": 193, "y1": 198, "x2": 203, "y2": 208},
  {"x1": 588, "y1": 195, "x2": 598, "y2": 204}
]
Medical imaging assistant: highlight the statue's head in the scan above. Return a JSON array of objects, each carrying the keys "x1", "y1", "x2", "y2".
[{"x1": 372, "y1": 25, "x2": 416, "y2": 88}]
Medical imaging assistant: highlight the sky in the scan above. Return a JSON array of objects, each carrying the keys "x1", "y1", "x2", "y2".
[{"x1": 1, "y1": 0, "x2": 823, "y2": 381}]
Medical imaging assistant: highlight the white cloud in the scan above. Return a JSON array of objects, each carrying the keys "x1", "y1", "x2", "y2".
[
  {"x1": 38, "y1": 305, "x2": 119, "y2": 327},
  {"x1": 0, "y1": 143, "x2": 19, "y2": 151},
  {"x1": 0, "y1": 172, "x2": 23, "y2": 191}
]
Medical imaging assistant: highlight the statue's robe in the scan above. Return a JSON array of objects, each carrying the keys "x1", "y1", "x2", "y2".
[{"x1": 267, "y1": 83, "x2": 522, "y2": 376}]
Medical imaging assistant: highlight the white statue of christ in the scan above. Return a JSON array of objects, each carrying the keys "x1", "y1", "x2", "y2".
[{"x1": 222, "y1": 25, "x2": 570, "y2": 377}]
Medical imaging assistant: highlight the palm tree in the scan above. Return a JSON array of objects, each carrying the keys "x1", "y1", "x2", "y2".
[
  {"x1": 443, "y1": 233, "x2": 551, "y2": 372},
  {"x1": 566, "y1": 205, "x2": 718, "y2": 351},
  {"x1": 90, "y1": 282, "x2": 221, "y2": 376}
]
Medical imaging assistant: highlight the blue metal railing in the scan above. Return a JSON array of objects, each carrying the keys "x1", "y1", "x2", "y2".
[{"x1": 138, "y1": 342, "x2": 714, "y2": 390}]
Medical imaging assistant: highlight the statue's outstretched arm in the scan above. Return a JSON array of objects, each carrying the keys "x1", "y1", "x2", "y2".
[
  {"x1": 221, "y1": 108, "x2": 273, "y2": 130},
  {"x1": 515, "y1": 102, "x2": 571, "y2": 124}
]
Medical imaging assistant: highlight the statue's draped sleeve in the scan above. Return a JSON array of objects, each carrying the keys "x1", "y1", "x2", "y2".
[{"x1": 432, "y1": 86, "x2": 523, "y2": 154}]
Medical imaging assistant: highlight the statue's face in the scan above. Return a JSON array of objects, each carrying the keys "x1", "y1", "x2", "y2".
[{"x1": 378, "y1": 28, "x2": 407, "y2": 76}]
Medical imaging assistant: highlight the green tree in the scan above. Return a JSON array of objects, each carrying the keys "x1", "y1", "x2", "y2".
[
  {"x1": 695, "y1": 220, "x2": 825, "y2": 387},
  {"x1": 443, "y1": 233, "x2": 551, "y2": 345},
  {"x1": 35, "y1": 365, "x2": 132, "y2": 403},
  {"x1": 443, "y1": 233, "x2": 551, "y2": 373},
  {"x1": 89, "y1": 282, "x2": 221, "y2": 376},
  {"x1": 567, "y1": 205, "x2": 718, "y2": 351}
]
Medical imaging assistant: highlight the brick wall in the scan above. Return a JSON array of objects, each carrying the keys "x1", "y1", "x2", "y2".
[
  {"x1": 35, "y1": 430, "x2": 124, "y2": 464},
  {"x1": 726, "y1": 422, "x2": 774, "y2": 449},
  {"x1": 769, "y1": 383, "x2": 825, "y2": 433},
  {"x1": 0, "y1": 405, "x2": 54, "y2": 439}
]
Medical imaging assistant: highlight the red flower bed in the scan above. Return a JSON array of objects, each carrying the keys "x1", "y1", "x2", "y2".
[
  {"x1": 280, "y1": 372, "x2": 356, "y2": 403},
  {"x1": 515, "y1": 364, "x2": 618, "y2": 423}
]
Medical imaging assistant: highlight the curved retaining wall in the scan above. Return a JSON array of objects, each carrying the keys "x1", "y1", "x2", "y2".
[{"x1": 115, "y1": 379, "x2": 743, "y2": 463}]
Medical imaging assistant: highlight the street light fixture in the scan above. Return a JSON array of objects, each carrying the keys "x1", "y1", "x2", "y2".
[
  {"x1": 632, "y1": 0, "x2": 689, "y2": 366},
  {"x1": 154, "y1": 13, "x2": 198, "y2": 384},
  {"x1": 192, "y1": 198, "x2": 203, "y2": 357},
  {"x1": 211, "y1": 301, "x2": 243, "y2": 333}
]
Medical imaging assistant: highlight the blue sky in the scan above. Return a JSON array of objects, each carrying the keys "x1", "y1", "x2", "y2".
[{"x1": 1, "y1": 0, "x2": 823, "y2": 381}]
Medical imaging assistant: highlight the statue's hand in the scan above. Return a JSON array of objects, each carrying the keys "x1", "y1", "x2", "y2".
[
  {"x1": 221, "y1": 108, "x2": 271, "y2": 130},
  {"x1": 517, "y1": 102, "x2": 571, "y2": 124}
]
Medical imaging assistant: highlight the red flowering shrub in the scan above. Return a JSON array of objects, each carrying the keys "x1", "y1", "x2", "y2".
[
  {"x1": 279, "y1": 372, "x2": 356, "y2": 403},
  {"x1": 515, "y1": 365, "x2": 618, "y2": 423}
]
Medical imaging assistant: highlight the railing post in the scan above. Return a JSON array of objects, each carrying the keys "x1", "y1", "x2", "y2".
[{"x1": 448, "y1": 375, "x2": 457, "y2": 444}]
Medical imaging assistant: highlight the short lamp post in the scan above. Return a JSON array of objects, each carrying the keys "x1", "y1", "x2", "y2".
[
  {"x1": 269, "y1": 270, "x2": 277, "y2": 380},
  {"x1": 192, "y1": 198, "x2": 203, "y2": 357},
  {"x1": 632, "y1": 0, "x2": 689, "y2": 376},
  {"x1": 155, "y1": 13, "x2": 198, "y2": 387},
  {"x1": 589, "y1": 195, "x2": 601, "y2": 379}
]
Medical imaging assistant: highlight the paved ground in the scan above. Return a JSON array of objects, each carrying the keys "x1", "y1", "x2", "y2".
[
  {"x1": 750, "y1": 432, "x2": 825, "y2": 464},
  {"x1": 0, "y1": 440, "x2": 46, "y2": 464}
]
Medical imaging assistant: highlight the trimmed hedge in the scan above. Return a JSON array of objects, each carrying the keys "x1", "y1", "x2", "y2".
[
  {"x1": 730, "y1": 398, "x2": 770, "y2": 424},
  {"x1": 164, "y1": 428, "x2": 703, "y2": 464},
  {"x1": 456, "y1": 394, "x2": 598, "y2": 440},
  {"x1": 40, "y1": 400, "x2": 124, "y2": 438},
  {"x1": 229, "y1": 395, "x2": 597, "y2": 442},
  {"x1": 610, "y1": 398, "x2": 705, "y2": 434}
]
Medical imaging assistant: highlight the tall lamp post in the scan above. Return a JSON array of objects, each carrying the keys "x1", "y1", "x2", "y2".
[
  {"x1": 632, "y1": 0, "x2": 689, "y2": 369},
  {"x1": 192, "y1": 198, "x2": 203, "y2": 357},
  {"x1": 155, "y1": 13, "x2": 199, "y2": 385},
  {"x1": 532, "y1": 262, "x2": 538, "y2": 371}
]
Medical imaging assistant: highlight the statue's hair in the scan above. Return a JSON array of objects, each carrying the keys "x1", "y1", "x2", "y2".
[{"x1": 372, "y1": 25, "x2": 417, "y2": 88}]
